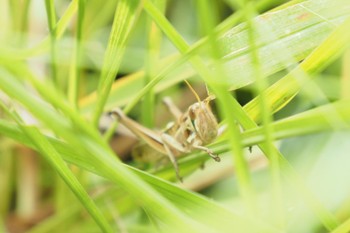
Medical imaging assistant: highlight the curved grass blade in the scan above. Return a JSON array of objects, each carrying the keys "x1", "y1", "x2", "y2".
[
  {"x1": 244, "y1": 14, "x2": 350, "y2": 122},
  {"x1": 91, "y1": 0, "x2": 143, "y2": 126}
]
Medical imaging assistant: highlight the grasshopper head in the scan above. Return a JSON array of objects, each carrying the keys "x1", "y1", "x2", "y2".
[{"x1": 188, "y1": 99, "x2": 218, "y2": 144}]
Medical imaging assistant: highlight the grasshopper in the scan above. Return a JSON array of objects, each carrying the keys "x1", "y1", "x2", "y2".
[{"x1": 110, "y1": 82, "x2": 220, "y2": 181}]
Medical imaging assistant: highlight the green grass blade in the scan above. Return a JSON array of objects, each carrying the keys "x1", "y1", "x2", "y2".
[
  {"x1": 244, "y1": 15, "x2": 350, "y2": 122},
  {"x1": 44, "y1": 0, "x2": 59, "y2": 86},
  {"x1": 68, "y1": 0, "x2": 85, "y2": 109},
  {"x1": 196, "y1": 0, "x2": 257, "y2": 215},
  {"x1": 331, "y1": 218, "x2": 350, "y2": 233},
  {"x1": 91, "y1": 0, "x2": 143, "y2": 126},
  {"x1": 241, "y1": 100, "x2": 350, "y2": 144},
  {"x1": 141, "y1": 0, "x2": 166, "y2": 128},
  {"x1": 243, "y1": 2, "x2": 284, "y2": 225}
]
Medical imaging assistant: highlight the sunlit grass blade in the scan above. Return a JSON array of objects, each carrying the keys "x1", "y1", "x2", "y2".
[
  {"x1": 242, "y1": 100, "x2": 350, "y2": 144},
  {"x1": 331, "y1": 217, "x2": 350, "y2": 233},
  {"x1": 196, "y1": 0, "x2": 257, "y2": 216},
  {"x1": 141, "y1": 0, "x2": 166, "y2": 127},
  {"x1": 244, "y1": 15, "x2": 350, "y2": 122},
  {"x1": 45, "y1": 0, "x2": 59, "y2": 86},
  {"x1": 237, "y1": 1, "x2": 283, "y2": 225},
  {"x1": 68, "y1": 0, "x2": 85, "y2": 109},
  {"x1": 91, "y1": 0, "x2": 143, "y2": 126}
]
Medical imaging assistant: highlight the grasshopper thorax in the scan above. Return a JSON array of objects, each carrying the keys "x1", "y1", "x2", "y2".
[{"x1": 188, "y1": 100, "x2": 218, "y2": 144}]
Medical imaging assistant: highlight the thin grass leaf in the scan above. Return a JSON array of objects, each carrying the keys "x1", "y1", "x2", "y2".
[
  {"x1": 44, "y1": 0, "x2": 59, "y2": 86},
  {"x1": 141, "y1": 0, "x2": 166, "y2": 128},
  {"x1": 244, "y1": 14, "x2": 350, "y2": 122},
  {"x1": 241, "y1": 1, "x2": 284, "y2": 225},
  {"x1": 241, "y1": 100, "x2": 350, "y2": 144},
  {"x1": 91, "y1": 0, "x2": 143, "y2": 126},
  {"x1": 331, "y1": 218, "x2": 350, "y2": 233},
  {"x1": 8, "y1": 0, "x2": 31, "y2": 42},
  {"x1": 195, "y1": 0, "x2": 257, "y2": 215},
  {"x1": 68, "y1": 0, "x2": 85, "y2": 109}
]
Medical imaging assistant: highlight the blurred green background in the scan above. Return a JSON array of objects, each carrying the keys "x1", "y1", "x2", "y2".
[{"x1": 0, "y1": 0, "x2": 350, "y2": 232}]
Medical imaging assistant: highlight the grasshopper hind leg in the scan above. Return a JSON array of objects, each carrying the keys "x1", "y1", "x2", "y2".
[
  {"x1": 160, "y1": 134, "x2": 187, "y2": 182},
  {"x1": 162, "y1": 97, "x2": 183, "y2": 119},
  {"x1": 162, "y1": 142, "x2": 182, "y2": 182}
]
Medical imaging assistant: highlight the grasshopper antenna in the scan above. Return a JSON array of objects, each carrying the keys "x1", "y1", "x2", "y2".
[
  {"x1": 184, "y1": 80, "x2": 201, "y2": 103},
  {"x1": 204, "y1": 84, "x2": 216, "y2": 102}
]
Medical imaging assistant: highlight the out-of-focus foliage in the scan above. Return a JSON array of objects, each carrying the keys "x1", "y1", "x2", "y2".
[{"x1": 0, "y1": 0, "x2": 350, "y2": 233}]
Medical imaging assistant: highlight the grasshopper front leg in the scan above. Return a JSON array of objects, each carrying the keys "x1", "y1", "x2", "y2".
[{"x1": 192, "y1": 145, "x2": 220, "y2": 162}]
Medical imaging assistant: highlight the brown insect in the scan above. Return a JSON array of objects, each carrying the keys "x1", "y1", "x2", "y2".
[{"x1": 110, "y1": 82, "x2": 220, "y2": 181}]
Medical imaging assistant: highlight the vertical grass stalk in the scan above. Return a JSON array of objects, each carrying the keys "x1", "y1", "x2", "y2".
[
  {"x1": 45, "y1": 0, "x2": 59, "y2": 86},
  {"x1": 141, "y1": 0, "x2": 166, "y2": 127},
  {"x1": 92, "y1": 0, "x2": 143, "y2": 127},
  {"x1": 195, "y1": 0, "x2": 257, "y2": 215},
  {"x1": 68, "y1": 0, "x2": 85, "y2": 109},
  {"x1": 242, "y1": 1, "x2": 284, "y2": 226}
]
